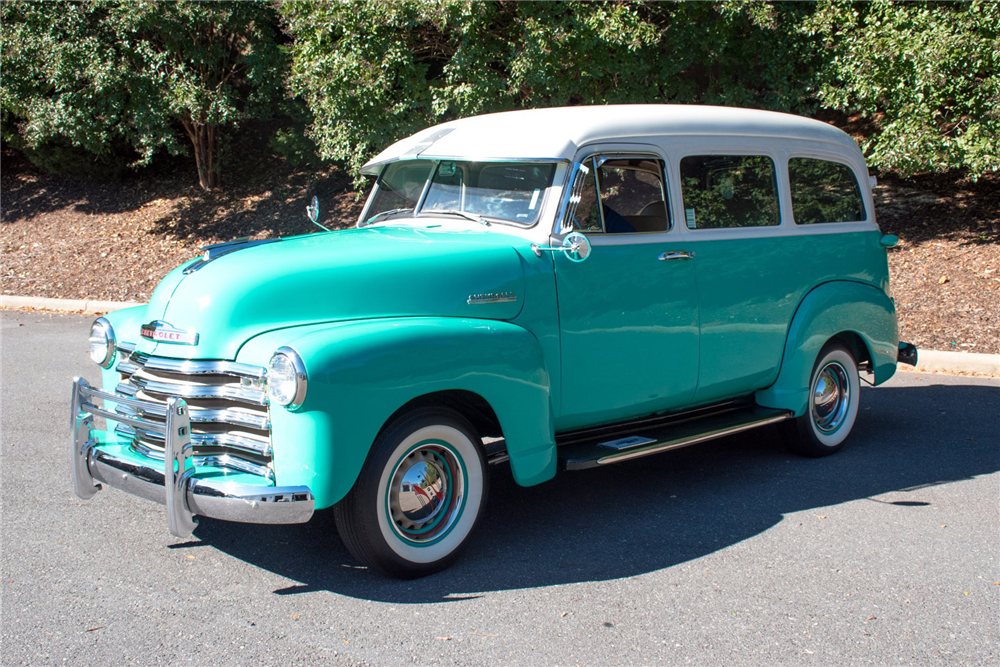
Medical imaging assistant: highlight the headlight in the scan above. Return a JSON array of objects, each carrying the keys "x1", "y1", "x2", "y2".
[
  {"x1": 267, "y1": 347, "x2": 307, "y2": 409},
  {"x1": 88, "y1": 317, "x2": 116, "y2": 368}
]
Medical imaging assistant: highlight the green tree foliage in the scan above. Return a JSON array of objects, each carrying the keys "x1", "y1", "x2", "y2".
[
  {"x1": 1, "y1": 0, "x2": 284, "y2": 189},
  {"x1": 281, "y1": 0, "x2": 816, "y2": 181},
  {"x1": 3, "y1": 1, "x2": 996, "y2": 185},
  {"x1": 804, "y1": 1, "x2": 1000, "y2": 178}
]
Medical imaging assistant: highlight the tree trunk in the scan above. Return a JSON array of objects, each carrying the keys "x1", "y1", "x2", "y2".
[{"x1": 182, "y1": 119, "x2": 219, "y2": 190}]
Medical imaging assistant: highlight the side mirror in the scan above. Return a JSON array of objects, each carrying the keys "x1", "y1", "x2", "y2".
[
  {"x1": 306, "y1": 195, "x2": 320, "y2": 224},
  {"x1": 531, "y1": 232, "x2": 592, "y2": 263}
]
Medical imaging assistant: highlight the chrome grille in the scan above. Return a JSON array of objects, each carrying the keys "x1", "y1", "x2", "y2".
[{"x1": 113, "y1": 345, "x2": 273, "y2": 480}]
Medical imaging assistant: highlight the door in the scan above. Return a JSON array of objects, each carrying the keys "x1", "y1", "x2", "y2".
[{"x1": 554, "y1": 150, "x2": 700, "y2": 431}]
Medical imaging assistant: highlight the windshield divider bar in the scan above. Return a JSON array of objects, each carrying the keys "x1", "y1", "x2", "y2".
[{"x1": 412, "y1": 160, "x2": 439, "y2": 217}]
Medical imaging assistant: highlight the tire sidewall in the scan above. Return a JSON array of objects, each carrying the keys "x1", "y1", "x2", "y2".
[
  {"x1": 807, "y1": 346, "x2": 859, "y2": 449},
  {"x1": 373, "y1": 422, "x2": 485, "y2": 565}
]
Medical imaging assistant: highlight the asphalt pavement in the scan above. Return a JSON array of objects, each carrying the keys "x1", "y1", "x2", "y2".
[{"x1": 2, "y1": 310, "x2": 998, "y2": 666}]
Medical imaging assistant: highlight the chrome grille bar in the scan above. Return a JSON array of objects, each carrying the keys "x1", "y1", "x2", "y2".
[
  {"x1": 115, "y1": 423, "x2": 272, "y2": 458},
  {"x1": 115, "y1": 402, "x2": 271, "y2": 431},
  {"x1": 117, "y1": 377, "x2": 268, "y2": 406},
  {"x1": 107, "y1": 348, "x2": 273, "y2": 481},
  {"x1": 121, "y1": 353, "x2": 267, "y2": 380},
  {"x1": 126, "y1": 435, "x2": 275, "y2": 481},
  {"x1": 77, "y1": 385, "x2": 167, "y2": 437}
]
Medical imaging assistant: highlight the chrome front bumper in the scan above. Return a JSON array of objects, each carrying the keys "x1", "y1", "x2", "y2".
[{"x1": 71, "y1": 377, "x2": 314, "y2": 537}]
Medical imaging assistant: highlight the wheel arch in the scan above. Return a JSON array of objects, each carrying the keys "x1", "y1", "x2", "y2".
[
  {"x1": 829, "y1": 330, "x2": 873, "y2": 372},
  {"x1": 756, "y1": 280, "x2": 898, "y2": 417},
  {"x1": 380, "y1": 390, "x2": 504, "y2": 446}
]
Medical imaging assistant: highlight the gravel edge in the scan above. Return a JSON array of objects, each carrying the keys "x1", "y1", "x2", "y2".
[{"x1": 4, "y1": 294, "x2": 997, "y2": 375}]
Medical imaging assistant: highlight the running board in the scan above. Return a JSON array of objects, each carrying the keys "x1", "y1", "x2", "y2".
[{"x1": 558, "y1": 405, "x2": 792, "y2": 471}]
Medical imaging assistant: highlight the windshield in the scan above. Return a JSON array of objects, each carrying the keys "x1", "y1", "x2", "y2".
[{"x1": 362, "y1": 160, "x2": 558, "y2": 227}]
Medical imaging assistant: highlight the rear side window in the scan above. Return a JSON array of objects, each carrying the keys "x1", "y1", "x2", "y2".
[
  {"x1": 789, "y1": 158, "x2": 867, "y2": 224},
  {"x1": 680, "y1": 155, "x2": 780, "y2": 229}
]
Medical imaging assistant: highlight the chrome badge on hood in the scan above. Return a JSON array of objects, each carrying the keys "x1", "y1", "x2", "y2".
[{"x1": 140, "y1": 321, "x2": 200, "y2": 346}]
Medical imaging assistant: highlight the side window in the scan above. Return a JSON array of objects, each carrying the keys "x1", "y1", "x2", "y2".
[
  {"x1": 571, "y1": 159, "x2": 603, "y2": 232},
  {"x1": 570, "y1": 156, "x2": 670, "y2": 234},
  {"x1": 789, "y1": 158, "x2": 867, "y2": 224},
  {"x1": 680, "y1": 155, "x2": 780, "y2": 229}
]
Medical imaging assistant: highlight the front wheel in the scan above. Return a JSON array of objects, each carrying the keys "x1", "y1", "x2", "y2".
[
  {"x1": 784, "y1": 342, "x2": 860, "y2": 457},
  {"x1": 334, "y1": 408, "x2": 488, "y2": 579}
]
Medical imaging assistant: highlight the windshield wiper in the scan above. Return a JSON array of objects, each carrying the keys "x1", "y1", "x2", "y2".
[
  {"x1": 362, "y1": 207, "x2": 413, "y2": 227},
  {"x1": 429, "y1": 209, "x2": 491, "y2": 227}
]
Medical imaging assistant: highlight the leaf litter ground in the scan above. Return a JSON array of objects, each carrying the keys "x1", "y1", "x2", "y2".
[{"x1": 2, "y1": 148, "x2": 997, "y2": 354}]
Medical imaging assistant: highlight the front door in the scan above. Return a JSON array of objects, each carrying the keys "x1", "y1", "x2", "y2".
[{"x1": 554, "y1": 150, "x2": 700, "y2": 432}]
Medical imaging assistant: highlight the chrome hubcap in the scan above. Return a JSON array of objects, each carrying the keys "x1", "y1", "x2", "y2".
[
  {"x1": 812, "y1": 362, "x2": 850, "y2": 433},
  {"x1": 388, "y1": 445, "x2": 464, "y2": 544}
]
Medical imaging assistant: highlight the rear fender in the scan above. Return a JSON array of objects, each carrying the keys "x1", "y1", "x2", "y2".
[{"x1": 755, "y1": 281, "x2": 898, "y2": 417}]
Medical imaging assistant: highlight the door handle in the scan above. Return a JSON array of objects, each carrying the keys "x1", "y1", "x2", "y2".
[{"x1": 658, "y1": 250, "x2": 694, "y2": 261}]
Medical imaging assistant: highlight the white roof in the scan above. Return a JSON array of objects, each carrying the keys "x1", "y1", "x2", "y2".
[{"x1": 361, "y1": 104, "x2": 859, "y2": 175}]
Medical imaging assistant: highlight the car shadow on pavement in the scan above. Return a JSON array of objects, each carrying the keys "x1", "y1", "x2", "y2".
[{"x1": 190, "y1": 382, "x2": 999, "y2": 603}]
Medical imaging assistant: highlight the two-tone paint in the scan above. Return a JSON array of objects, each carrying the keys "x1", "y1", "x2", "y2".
[{"x1": 87, "y1": 105, "x2": 903, "y2": 521}]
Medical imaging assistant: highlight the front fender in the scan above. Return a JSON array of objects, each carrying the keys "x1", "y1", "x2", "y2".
[
  {"x1": 238, "y1": 318, "x2": 556, "y2": 509},
  {"x1": 755, "y1": 281, "x2": 898, "y2": 417}
]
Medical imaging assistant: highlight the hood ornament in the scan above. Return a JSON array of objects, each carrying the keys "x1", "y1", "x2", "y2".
[{"x1": 140, "y1": 321, "x2": 199, "y2": 346}]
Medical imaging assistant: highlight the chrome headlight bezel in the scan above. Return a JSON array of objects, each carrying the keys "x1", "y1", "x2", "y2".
[
  {"x1": 267, "y1": 346, "x2": 308, "y2": 410},
  {"x1": 89, "y1": 317, "x2": 116, "y2": 369}
]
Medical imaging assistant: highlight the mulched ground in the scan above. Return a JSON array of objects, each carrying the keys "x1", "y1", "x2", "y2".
[{"x1": 2, "y1": 146, "x2": 998, "y2": 353}]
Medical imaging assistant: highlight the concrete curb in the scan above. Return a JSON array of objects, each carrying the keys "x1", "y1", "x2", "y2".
[
  {"x1": 1, "y1": 294, "x2": 143, "y2": 315},
  {"x1": 908, "y1": 349, "x2": 1000, "y2": 375},
  {"x1": 3, "y1": 295, "x2": 997, "y2": 375}
]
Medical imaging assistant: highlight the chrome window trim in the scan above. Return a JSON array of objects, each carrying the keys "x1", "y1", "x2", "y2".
[
  {"x1": 555, "y1": 160, "x2": 589, "y2": 234},
  {"x1": 412, "y1": 163, "x2": 437, "y2": 217},
  {"x1": 357, "y1": 169, "x2": 386, "y2": 226},
  {"x1": 592, "y1": 158, "x2": 607, "y2": 233}
]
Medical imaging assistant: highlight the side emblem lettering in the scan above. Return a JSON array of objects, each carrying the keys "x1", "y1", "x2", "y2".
[{"x1": 467, "y1": 292, "x2": 517, "y2": 305}]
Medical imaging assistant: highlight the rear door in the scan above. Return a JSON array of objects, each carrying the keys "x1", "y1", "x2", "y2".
[{"x1": 673, "y1": 150, "x2": 791, "y2": 403}]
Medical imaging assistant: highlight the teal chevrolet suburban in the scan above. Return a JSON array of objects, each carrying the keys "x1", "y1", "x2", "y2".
[{"x1": 72, "y1": 105, "x2": 917, "y2": 578}]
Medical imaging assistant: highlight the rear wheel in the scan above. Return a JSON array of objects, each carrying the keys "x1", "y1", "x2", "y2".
[
  {"x1": 784, "y1": 342, "x2": 860, "y2": 457},
  {"x1": 334, "y1": 408, "x2": 488, "y2": 579}
]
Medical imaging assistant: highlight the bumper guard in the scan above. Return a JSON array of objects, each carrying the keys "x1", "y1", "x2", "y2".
[{"x1": 71, "y1": 377, "x2": 314, "y2": 537}]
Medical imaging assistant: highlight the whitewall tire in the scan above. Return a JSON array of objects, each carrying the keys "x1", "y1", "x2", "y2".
[
  {"x1": 334, "y1": 408, "x2": 488, "y2": 578},
  {"x1": 785, "y1": 343, "x2": 861, "y2": 457}
]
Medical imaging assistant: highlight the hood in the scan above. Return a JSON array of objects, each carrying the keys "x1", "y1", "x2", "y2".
[{"x1": 135, "y1": 226, "x2": 528, "y2": 360}]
